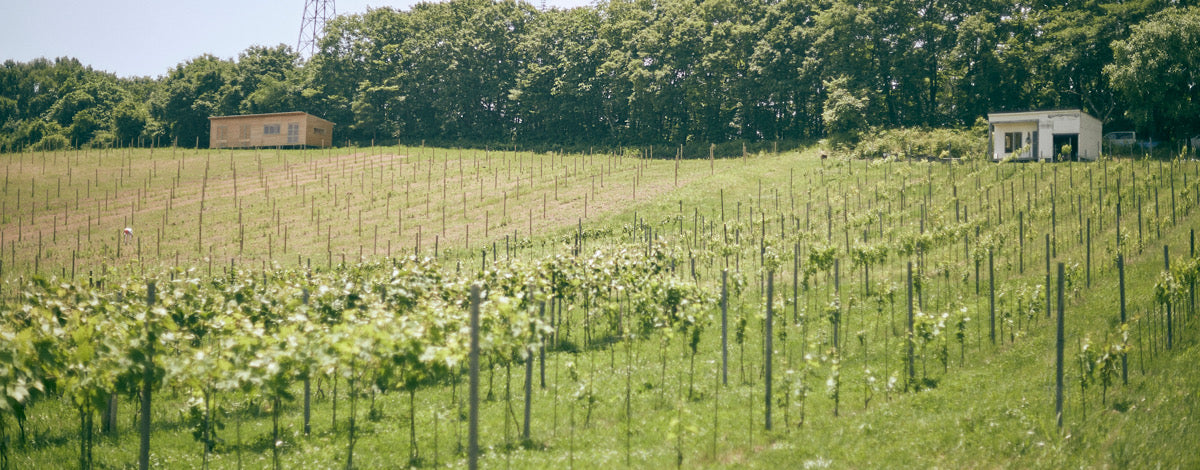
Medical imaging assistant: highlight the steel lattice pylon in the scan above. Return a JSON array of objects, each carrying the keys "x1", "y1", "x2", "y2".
[{"x1": 297, "y1": 0, "x2": 336, "y2": 59}]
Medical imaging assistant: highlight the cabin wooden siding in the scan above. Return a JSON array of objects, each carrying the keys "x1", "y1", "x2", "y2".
[{"x1": 209, "y1": 112, "x2": 335, "y2": 149}]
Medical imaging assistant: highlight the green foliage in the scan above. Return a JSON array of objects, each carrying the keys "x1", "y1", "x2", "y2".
[
  {"x1": 5, "y1": 119, "x2": 62, "y2": 150},
  {"x1": 110, "y1": 100, "x2": 148, "y2": 145},
  {"x1": 31, "y1": 133, "x2": 69, "y2": 151},
  {"x1": 150, "y1": 54, "x2": 237, "y2": 148},
  {"x1": 0, "y1": 1, "x2": 1191, "y2": 149},
  {"x1": 3, "y1": 139, "x2": 1200, "y2": 467},
  {"x1": 87, "y1": 130, "x2": 116, "y2": 149},
  {"x1": 821, "y1": 76, "x2": 870, "y2": 136},
  {"x1": 66, "y1": 109, "x2": 104, "y2": 146},
  {"x1": 1107, "y1": 6, "x2": 1200, "y2": 140},
  {"x1": 851, "y1": 126, "x2": 986, "y2": 160}
]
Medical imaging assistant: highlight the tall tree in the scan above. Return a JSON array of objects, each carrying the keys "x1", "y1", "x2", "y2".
[
  {"x1": 1107, "y1": 6, "x2": 1200, "y2": 140},
  {"x1": 747, "y1": 0, "x2": 820, "y2": 139},
  {"x1": 151, "y1": 54, "x2": 236, "y2": 147},
  {"x1": 805, "y1": 0, "x2": 882, "y2": 134},
  {"x1": 512, "y1": 7, "x2": 608, "y2": 143},
  {"x1": 111, "y1": 99, "x2": 149, "y2": 145},
  {"x1": 235, "y1": 45, "x2": 302, "y2": 115}
]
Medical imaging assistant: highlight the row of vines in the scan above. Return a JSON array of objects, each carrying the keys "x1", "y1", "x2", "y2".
[{"x1": 2, "y1": 149, "x2": 1200, "y2": 467}]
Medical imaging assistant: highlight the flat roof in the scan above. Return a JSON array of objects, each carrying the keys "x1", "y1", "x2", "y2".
[
  {"x1": 987, "y1": 109, "x2": 1100, "y2": 124},
  {"x1": 987, "y1": 107, "x2": 1087, "y2": 114},
  {"x1": 209, "y1": 111, "x2": 334, "y2": 126},
  {"x1": 989, "y1": 108, "x2": 1081, "y2": 117}
]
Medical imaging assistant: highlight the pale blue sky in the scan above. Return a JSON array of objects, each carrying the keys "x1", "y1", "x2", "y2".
[{"x1": 0, "y1": 0, "x2": 594, "y2": 79}]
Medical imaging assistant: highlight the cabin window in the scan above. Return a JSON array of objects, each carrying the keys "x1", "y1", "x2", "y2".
[
  {"x1": 240, "y1": 124, "x2": 251, "y2": 139},
  {"x1": 264, "y1": 124, "x2": 281, "y2": 135},
  {"x1": 314, "y1": 127, "x2": 325, "y2": 135},
  {"x1": 1004, "y1": 132, "x2": 1022, "y2": 153},
  {"x1": 287, "y1": 123, "x2": 300, "y2": 144},
  {"x1": 216, "y1": 126, "x2": 227, "y2": 140}
]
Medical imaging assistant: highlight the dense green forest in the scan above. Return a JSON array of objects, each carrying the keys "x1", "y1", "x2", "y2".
[{"x1": 1, "y1": 0, "x2": 1197, "y2": 151}]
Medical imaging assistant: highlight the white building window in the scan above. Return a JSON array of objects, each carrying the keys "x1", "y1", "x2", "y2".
[{"x1": 1004, "y1": 132, "x2": 1022, "y2": 153}]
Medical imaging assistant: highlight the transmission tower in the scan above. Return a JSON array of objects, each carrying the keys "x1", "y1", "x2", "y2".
[{"x1": 297, "y1": 0, "x2": 336, "y2": 59}]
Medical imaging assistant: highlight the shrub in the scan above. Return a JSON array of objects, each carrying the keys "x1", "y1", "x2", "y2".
[
  {"x1": 849, "y1": 126, "x2": 986, "y2": 160},
  {"x1": 88, "y1": 131, "x2": 116, "y2": 149},
  {"x1": 31, "y1": 133, "x2": 70, "y2": 151}
]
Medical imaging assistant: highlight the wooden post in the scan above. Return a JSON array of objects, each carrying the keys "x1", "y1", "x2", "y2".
[
  {"x1": 764, "y1": 270, "x2": 774, "y2": 431},
  {"x1": 468, "y1": 285, "x2": 481, "y2": 470},
  {"x1": 1086, "y1": 218, "x2": 1091, "y2": 287},
  {"x1": 1052, "y1": 182, "x2": 1057, "y2": 257},
  {"x1": 1055, "y1": 263, "x2": 1065, "y2": 430},
  {"x1": 1046, "y1": 234, "x2": 1052, "y2": 318},
  {"x1": 1118, "y1": 254, "x2": 1127, "y2": 385},
  {"x1": 906, "y1": 262, "x2": 915, "y2": 391},
  {"x1": 139, "y1": 282, "x2": 156, "y2": 470},
  {"x1": 833, "y1": 259, "x2": 841, "y2": 349},
  {"x1": 523, "y1": 323, "x2": 533, "y2": 442},
  {"x1": 989, "y1": 249, "x2": 995, "y2": 344},
  {"x1": 539, "y1": 301, "x2": 546, "y2": 388},
  {"x1": 303, "y1": 288, "x2": 312, "y2": 435},
  {"x1": 1165, "y1": 245, "x2": 1173, "y2": 350},
  {"x1": 721, "y1": 269, "x2": 728, "y2": 386}
]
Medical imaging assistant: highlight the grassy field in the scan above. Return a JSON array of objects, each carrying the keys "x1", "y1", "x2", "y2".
[
  {"x1": 0, "y1": 144, "x2": 704, "y2": 278},
  {"x1": 2, "y1": 144, "x2": 1199, "y2": 468}
]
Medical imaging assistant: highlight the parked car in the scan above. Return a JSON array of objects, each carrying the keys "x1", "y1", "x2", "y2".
[{"x1": 1104, "y1": 131, "x2": 1136, "y2": 146}]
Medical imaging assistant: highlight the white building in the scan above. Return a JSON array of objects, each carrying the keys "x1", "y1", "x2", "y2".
[{"x1": 988, "y1": 109, "x2": 1102, "y2": 162}]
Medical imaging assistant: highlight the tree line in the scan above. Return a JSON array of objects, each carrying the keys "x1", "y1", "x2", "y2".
[{"x1": 1, "y1": 0, "x2": 1196, "y2": 151}]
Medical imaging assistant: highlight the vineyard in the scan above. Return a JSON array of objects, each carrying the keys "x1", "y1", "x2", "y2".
[{"x1": 1, "y1": 144, "x2": 1199, "y2": 468}]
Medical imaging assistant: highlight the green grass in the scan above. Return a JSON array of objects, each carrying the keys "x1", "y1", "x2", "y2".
[{"x1": 2, "y1": 144, "x2": 1199, "y2": 468}]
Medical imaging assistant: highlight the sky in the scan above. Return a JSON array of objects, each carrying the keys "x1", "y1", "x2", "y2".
[{"x1": 0, "y1": 0, "x2": 594, "y2": 79}]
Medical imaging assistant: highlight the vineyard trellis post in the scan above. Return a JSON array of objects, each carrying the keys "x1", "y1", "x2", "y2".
[
  {"x1": 1118, "y1": 254, "x2": 1127, "y2": 385},
  {"x1": 1086, "y1": 218, "x2": 1092, "y2": 287},
  {"x1": 764, "y1": 270, "x2": 774, "y2": 431},
  {"x1": 524, "y1": 335, "x2": 533, "y2": 444},
  {"x1": 1046, "y1": 235, "x2": 1052, "y2": 318},
  {"x1": 833, "y1": 259, "x2": 840, "y2": 349},
  {"x1": 1055, "y1": 263, "x2": 1065, "y2": 431},
  {"x1": 303, "y1": 288, "x2": 312, "y2": 436},
  {"x1": 1117, "y1": 198, "x2": 1122, "y2": 257},
  {"x1": 468, "y1": 284, "x2": 481, "y2": 470},
  {"x1": 139, "y1": 281, "x2": 156, "y2": 470},
  {"x1": 539, "y1": 300, "x2": 546, "y2": 389},
  {"x1": 1164, "y1": 245, "x2": 1173, "y2": 350},
  {"x1": 906, "y1": 262, "x2": 915, "y2": 391},
  {"x1": 989, "y1": 250, "x2": 995, "y2": 345},
  {"x1": 721, "y1": 270, "x2": 728, "y2": 386}
]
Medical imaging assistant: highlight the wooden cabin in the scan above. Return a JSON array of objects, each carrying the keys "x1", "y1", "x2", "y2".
[{"x1": 208, "y1": 112, "x2": 334, "y2": 149}]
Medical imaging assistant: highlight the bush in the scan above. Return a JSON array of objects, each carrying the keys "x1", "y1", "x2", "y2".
[
  {"x1": 8, "y1": 119, "x2": 63, "y2": 151},
  {"x1": 848, "y1": 126, "x2": 986, "y2": 161},
  {"x1": 88, "y1": 131, "x2": 116, "y2": 149},
  {"x1": 31, "y1": 134, "x2": 70, "y2": 151}
]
